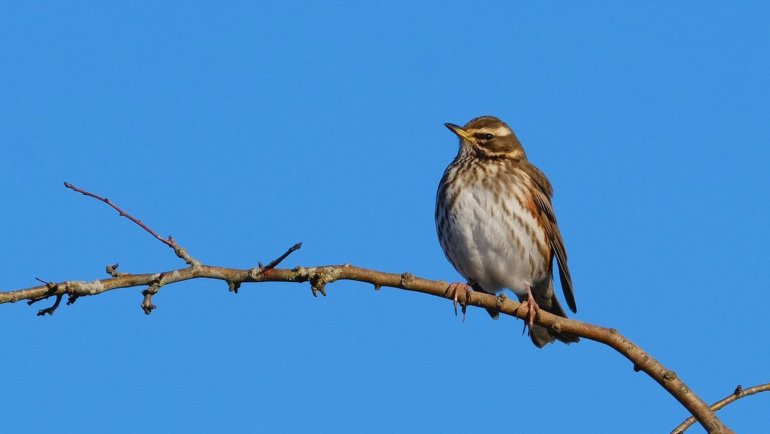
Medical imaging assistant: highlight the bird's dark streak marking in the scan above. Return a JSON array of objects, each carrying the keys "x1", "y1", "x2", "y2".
[
  {"x1": 446, "y1": 247, "x2": 462, "y2": 273},
  {"x1": 501, "y1": 200, "x2": 512, "y2": 219},
  {"x1": 481, "y1": 175, "x2": 495, "y2": 202},
  {"x1": 514, "y1": 177, "x2": 551, "y2": 260},
  {"x1": 442, "y1": 189, "x2": 460, "y2": 218},
  {"x1": 437, "y1": 218, "x2": 447, "y2": 242},
  {"x1": 511, "y1": 188, "x2": 550, "y2": 277},
  {"x1": 472, "y1": 147, "x2": 510, "y2": 161},
  {"x1": 436, "y1": 171, "x2": 459, "y2": 220},
  {"x1": 512, "y1": 224, "x2": 524, "y2": 256},
  {"x1": 508, "y1": 208, "x2": 528, "y2": 258},
  {"x1": 463, "y1": 154, "x2": 549, "y2": 265},
  {"x1": 523, "y1": 215, "x2": 535, "y2": 239},
  {"x1": 434, "y1": 196, "x2": 445, "y2": 222}
]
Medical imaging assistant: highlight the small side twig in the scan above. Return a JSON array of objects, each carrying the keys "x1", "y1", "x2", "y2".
[
  {"x1": 106, "y1": 263, "x2": 127, "y2": 278},
  {"x1": 246, "y1": 242, "x2": 303, "y2": 286},
  {"x1": 34, "y1": 277, "x2": 56, "y2": 289},
  {"x1": 227, "y1": 280, "x2": 241, "y2": 294},
  {"x1": 66, "y1": 293, "x2": 79, "y2": 306},
  {"x1": 36, "y1": 294, "x2": 63, "y2": 316},
  {"x1": 64, "y1": 182, "x2": 200, "y2": 267},
  {"x1": 672, "y1": 382, "x2": 770, "y2": 433},
  {"x1": 262, "y1": 242, "x2": 302, "y2": 271},
  {"x1": 140, "y1": 273, "x2": 165, "y2": 315},
  {"x1": 309, "y1": 273, "x2": 328, "y2": 297}
]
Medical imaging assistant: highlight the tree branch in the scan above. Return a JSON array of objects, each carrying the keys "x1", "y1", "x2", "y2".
[
  {"x1": 672, "y1": 383, "x2": 770, "y2": 433},
  {"x1": 0, "y1": 262, "x2": 736, "y2": 432},
  {"x1": 0, "y1": 182, "x2": 743, "y2": 433}
]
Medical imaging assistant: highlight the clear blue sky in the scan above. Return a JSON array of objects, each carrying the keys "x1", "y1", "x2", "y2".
[{"x1": 2, "y1": 2, "x2": 768, "y2": 433}]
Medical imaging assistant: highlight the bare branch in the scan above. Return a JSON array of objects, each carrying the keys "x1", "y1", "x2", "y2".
[
  {"x1": 672, "y1": 383, "x2": 770, "y2": 433},
  {"x1": 0, "y1": 263, "x2": 734, "y2": 433},
  {"x1": 2, "y1": 184, "x2": 739, "y2": 433}
]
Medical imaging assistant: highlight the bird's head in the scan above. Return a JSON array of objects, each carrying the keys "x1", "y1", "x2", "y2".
[{"x1": 444, "y1": 116, "x2": 526, "y2": 160}]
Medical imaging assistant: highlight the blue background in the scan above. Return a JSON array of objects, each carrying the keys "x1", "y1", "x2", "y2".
[{"x1": 2, "y1": 2, "x2": 768, "y2": 433}]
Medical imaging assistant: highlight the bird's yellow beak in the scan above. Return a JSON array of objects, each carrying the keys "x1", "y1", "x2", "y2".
[{"x1": 444, "y1": 123, "x2": 473, "y2": 142}]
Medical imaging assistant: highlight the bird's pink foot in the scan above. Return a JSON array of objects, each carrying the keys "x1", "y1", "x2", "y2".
[
  {"x1": 514, "y1": 287, "x2": 541, "y2": 334},
  {"x1": 446, "y1": 282, "x2": 471, "y2": 320}
]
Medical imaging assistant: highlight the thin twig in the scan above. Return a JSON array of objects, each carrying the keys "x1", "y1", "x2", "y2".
[
  {"x1": 64, "y1": 182, "x2": 174, "y2": 248},
  {"x1": 36, "y1": 294, "x2": 63, "y2": 316},
  {"x1": 237, "y1": 243, "x2": 303, "y2": 293},
  {"x1": 63, "y1": 182, "x2": 200, "y2": 267},
  {"x1": 248, "y1": 243, "x2": 303, "y2": 279},
  {"x1": 672, "y1": 383, "x2": 770, "y2": 433},
  {"x1": 262, "y1": 242, "x2": 302, "y2": 270}
]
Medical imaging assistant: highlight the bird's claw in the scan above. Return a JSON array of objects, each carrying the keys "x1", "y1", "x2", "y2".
[
  {"x1": 514, "y1": 299, "x2": 540, "y2": 335},
  {"x1": 446, "y1": 282, "x2": 471, "y2": 321}
]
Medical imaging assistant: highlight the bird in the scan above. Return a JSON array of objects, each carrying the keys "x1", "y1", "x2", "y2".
[{"x1": 435, "y1": 115, "x2": 578, "y2": 347}]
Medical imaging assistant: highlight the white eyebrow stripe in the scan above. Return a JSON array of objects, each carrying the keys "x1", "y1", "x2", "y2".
[{"x1": 486, "y1": 126, "x2": 513, "y2": 136}]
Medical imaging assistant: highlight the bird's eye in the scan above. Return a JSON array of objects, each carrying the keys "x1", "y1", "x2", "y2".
[{"x1": 483, "y1": 133, "x2": 494, "y2": 140}]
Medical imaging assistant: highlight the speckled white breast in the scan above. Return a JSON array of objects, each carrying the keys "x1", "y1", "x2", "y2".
[{"x1": 437, "y1": 167, "x2": 549, "y2": 297}]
